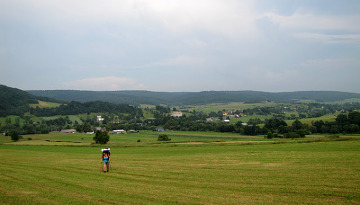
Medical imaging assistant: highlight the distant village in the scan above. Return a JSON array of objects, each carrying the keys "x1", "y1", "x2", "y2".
[
  {"x1": 59, "y1": 109, "x2": 249, "y2": 134},
  {"x1": 60, "y1": 115, "x2": 137, "y2": 134},
  {"x1": 206, "y1": 110, "x2": 248, "y2": 125}
]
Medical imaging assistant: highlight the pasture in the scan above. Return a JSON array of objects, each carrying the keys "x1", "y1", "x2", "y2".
[
  {"x1": 0, "y1": 132, "x2": 359, "y2": 204},
  {"x1": 29, "y1": 100, "x2": 62, "y2": 108}
]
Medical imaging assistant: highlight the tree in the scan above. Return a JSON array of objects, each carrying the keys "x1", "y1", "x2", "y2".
[
  {"x1": 105, "y1": 124, "x2": 112, "y2": 132},
  {"x1": 83, "y1": 122, "x2": 92, "y2": 132},
  {"x1": 330, "y1": 125, "x2": 340, "y2": 134},
  {"x1": 292, "y1": 119, "x2": 303, "y2": 131},
  {"x1": 349, "y1": 124, "x2": 359, "y2": 133},
  {"x1": 15, "y1": 117, "x2": 21, "y2": 127},
  {"x1": 93, "y1": 130, "x2": 110, "y2": 144},
  {"x1": 348, "y1": 111, "x2": 360, "y2": 126},
  {"x1": 336, "y1": 113, "x2": 349, "y2": 126},
  {"x1": 10, "y1": 131, "x2": 21, "y2": 141},
  {"x1": 313, "y1": 120, "x2": 325, "y2": 133},
  {"x1": 264, "y1": 118, "x2": 287, "y2": 132},
  {"x1": 5, "y1": 117, "x2": 11, "y2": 125}
]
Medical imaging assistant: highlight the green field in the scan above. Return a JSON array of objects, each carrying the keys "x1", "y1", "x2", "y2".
[
  {"x1": 29, "y1": 100, "x2": 62, "y2": 108},
  {"x1": 2, "y1": 131, "x2": 266, "y2": 147},
  {"x1": 0, "y1": 132, "x2": 360, "y2": 204}
]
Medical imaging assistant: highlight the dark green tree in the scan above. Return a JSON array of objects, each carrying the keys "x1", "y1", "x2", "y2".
[
  {"x1": 93, "y1": 130, "x2": 110, "y2": 144},
  {"x1": 10, "y1": 131, "x2": 21, "y2": 141},
  {"x1": 83, "y1": 122, "x2": 92, "y2": 132},
  {"x1": 264, "y1": 118, "x2": 287, "y2": 132},
  {"x1": 336, "y1": 113, "x2": 349, "y2": 126},
  {"x1": 348, "y1": 111, "x2": 360, "y2": 125},
  {"x1": 291, "y1": 119, "x2": 303, "y2": 131}
]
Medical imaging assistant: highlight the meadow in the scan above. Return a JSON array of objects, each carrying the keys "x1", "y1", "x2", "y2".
[
  {"x1": 29, "y1": 100, "x2": 62, "y2": 108},
  {"x1": 0, "y1": 132, "x2": 359, "y2": 204}
]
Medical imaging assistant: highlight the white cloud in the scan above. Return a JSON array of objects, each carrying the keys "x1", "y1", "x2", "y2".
[
  {"x1": 293, "y1": 33, "x2": 360, "y2": 44},
  {"x1": 264, "y1": 12, "x2": 360, "y2": 31},
  {"x1": 246, "y1": 67, "x2": 300, "y2": 89},
  {"x1": 144, "y1": 0, "x2": 259, "y2": 38},
  {"x1": 129, "y1": 56, "x2": 204, "y2": 69},
  {"x1": 263, "y1": 11, "x2": 360, "y2": 44},
  {"x1": 1, "y1": 0, "x2": 259, "y2": 39},
  {"x1": 63, "y1": 76, "x2": 148, "y2": 91},
  {"x1": 299, "y1": 58, "x2": 360, "y2": 70},
  {"x1": 2, "y1": 0, "x2": 360, "y2": 92}
]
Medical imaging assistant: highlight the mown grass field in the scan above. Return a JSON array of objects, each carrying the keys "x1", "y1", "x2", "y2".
[
  {"x1": 2, "y1": 131, "x2": 266, "y2": 147},
  {"x1": 3, "y1": 130, "x2": 346, "y2": 147},
  {"x1": 29, "y1": 100, "x2": 62, "y2": 108},
  {"x1": 0, "y1": 132, "x2": 359, "y2": 204}
]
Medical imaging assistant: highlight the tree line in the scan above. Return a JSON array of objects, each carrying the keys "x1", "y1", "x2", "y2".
[
  {"x1": 1, "y1": 99, "x2": 360, "y2": 138},
  {"x1": 28, "y1": 89, "x2": 360, "y2": 106},
  {"x1": 29, "y1": 101, "x2": 142, "y2": 117},
  {"x1": 144, "y1": 111, "x2": 360, "y2": 137}
]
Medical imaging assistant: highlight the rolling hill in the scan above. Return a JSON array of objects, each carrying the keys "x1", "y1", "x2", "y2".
[
  {"x1": 28, "y1": 89, "x2": 360, "y2": 106},
  {"x1": 0, "y1": 84, "x2": 39, "y2": 116},
  {"x1": 2, "y1": 83, "x2": 360, "y2": 116},
  {"x1": 0, "y1": 85, "x2": 140, "y2": 117},
  {"x1": 0, "y1": 85, "x2": 68, "y2": 116}
]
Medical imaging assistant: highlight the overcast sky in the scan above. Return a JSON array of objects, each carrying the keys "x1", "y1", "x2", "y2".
[{"x1": 1, "y1": 0, "x2": 359, "y2": 92}]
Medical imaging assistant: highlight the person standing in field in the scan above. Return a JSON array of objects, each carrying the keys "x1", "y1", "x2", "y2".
[{"x1": 101, "y1": 151, "x2": 110, "y2": 172}]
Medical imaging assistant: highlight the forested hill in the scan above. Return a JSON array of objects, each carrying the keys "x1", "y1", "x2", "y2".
[
  {"x1": 0, "y1": 85, "x2": 141, "y2": 117},
  {"x1": 0, "y1": 84, "x2": 44, "y2": 116},
  {"x1": 28, "y1": 90, "x2": 360, "y2": 106}
]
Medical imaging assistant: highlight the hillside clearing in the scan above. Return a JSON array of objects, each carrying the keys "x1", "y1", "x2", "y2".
[{"x1": 29, "y1": 100, "x2": 62, "y2": 108}]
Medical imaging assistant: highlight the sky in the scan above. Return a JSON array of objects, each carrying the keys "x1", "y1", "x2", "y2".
[{"x1": 1, "y1": 0, "x2": 360, "y2": 92}]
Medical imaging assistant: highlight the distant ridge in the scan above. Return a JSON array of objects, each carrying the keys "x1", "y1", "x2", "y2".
[
  {"x1": 0, "y1": 85, "x2": 139, "y2": 117},
  {"x1": 0, "y1": 85, "x2": 66, "y2": 116},
  {"x1": 28, "y1": 89, "x2": 360, "y2": 106}
]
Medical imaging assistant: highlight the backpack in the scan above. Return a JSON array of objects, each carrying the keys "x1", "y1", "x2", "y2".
[{"x1": 101, "y1": 148, "x2": 111, "y2": 159}]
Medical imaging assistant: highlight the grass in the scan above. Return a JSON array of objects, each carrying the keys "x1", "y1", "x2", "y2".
[
  {"x1": 29, "y1": 100, "x2": 62, "y2": 108},
  {"x1": 0, "y1": 137, "x2": 359, "y2": 204},
  {"x1": 3, "y1": 131, "x2": 360, "y2": 147},
  {"x1": 2, "y1": 131, "x2": 262, "y2": 147},
  {"x1": 0, "y1": 116, "x2": 25, "y2": 126},
  {"x1": 295, "y1": 113, "x2": 338, "y2": 125}
]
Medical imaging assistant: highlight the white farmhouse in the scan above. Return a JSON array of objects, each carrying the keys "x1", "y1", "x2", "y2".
[
  {"x1": 171, "y1": 111, "x2": 183, "y2": 117},
  {"x1": 112, "y1": 130, "x2": 126, "y2": 134},
  {"x1": 96, "y1": 116, "x2": 104, "y2": 122}
]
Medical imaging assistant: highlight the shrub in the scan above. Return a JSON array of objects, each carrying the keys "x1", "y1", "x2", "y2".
[
  {"x1": 265, "y1": 132, "x2": 274, "y2": 139},
  {"x1": 158, "y1": 134, "x2": 171, "y2": 141},
  {"x1": 327, "y1": 135, "x2": 340, "y2": 139},
  {"x1": 284, "y1": 132, "x2": 300, "y2": 139},
  {"x1": 41, "y1": 129, "x2": 49, "y2": 134},
  {"x1": 273, "y1": 133, "x2": 281, "y2": 138},
  {"x1": 137, "y1": 139, "x2": 141, "y2": 142},
  {"x1": 297, "y1": 129, "x2": 306, "y2": 138}
]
